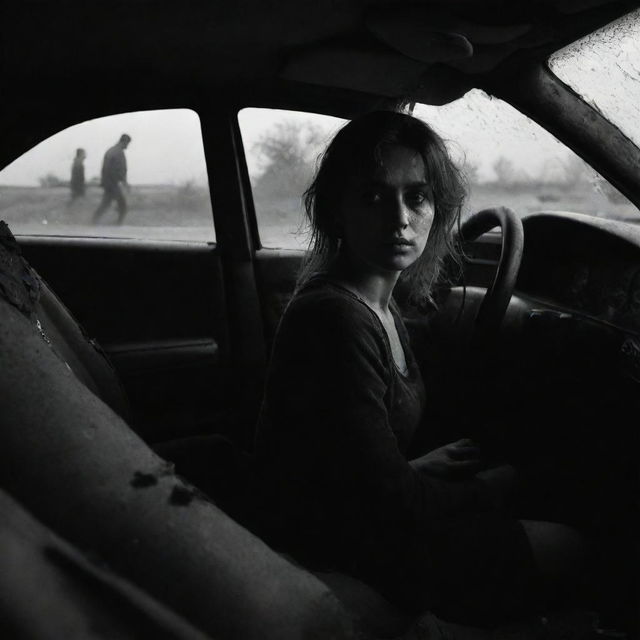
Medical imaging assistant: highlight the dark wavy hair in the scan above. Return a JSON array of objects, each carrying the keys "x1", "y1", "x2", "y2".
[{"x1": 299, "y1": 110, "x2": 466, "y2": 308}]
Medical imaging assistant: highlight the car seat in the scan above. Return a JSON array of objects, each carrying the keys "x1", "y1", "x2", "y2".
[{"x1": 0, "y1": 221, "x2": 360, "y2": 639}]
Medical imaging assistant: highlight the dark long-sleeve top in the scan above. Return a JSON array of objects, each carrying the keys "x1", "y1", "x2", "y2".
[{"x1": 253, "y1": 277, "x2": 492, "y2": 571}]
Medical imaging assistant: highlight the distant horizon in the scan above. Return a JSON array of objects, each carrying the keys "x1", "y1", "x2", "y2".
[{"x1": 0, "y1": 181, "x2": 211, "y2": 189}]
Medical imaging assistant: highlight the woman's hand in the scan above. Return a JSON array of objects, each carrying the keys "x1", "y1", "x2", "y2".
[{"x1": 410, "y1": 438, "x2": 483, "y2": 478}]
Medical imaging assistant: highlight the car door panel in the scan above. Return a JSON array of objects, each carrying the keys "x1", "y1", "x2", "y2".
[{"x1": 18, "y1": 236, "x2": 231, "y2": 443}]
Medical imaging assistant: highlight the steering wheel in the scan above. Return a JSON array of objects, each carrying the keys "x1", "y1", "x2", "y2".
[{"x1": 457, "y1": 207, "x2": 524, "y2": 335}]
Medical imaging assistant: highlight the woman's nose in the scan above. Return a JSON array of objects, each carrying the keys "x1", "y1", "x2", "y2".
[{"x1": 389, "y1": 195, "x2": 410, "y2": 229}]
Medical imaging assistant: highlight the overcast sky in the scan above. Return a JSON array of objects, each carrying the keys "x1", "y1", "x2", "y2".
[{"x1": 0, "y1": 109, "x2": 211, "y2": 187}]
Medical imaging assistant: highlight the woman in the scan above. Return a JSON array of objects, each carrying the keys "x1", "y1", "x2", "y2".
[{"x1": 253, "y1": 111, "x2": 588, "y2": 626}]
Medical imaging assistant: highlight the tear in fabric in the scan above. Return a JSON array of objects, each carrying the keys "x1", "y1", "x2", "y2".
[{"x1": 0, "y1": 220, "x2": 41, "y2": 319}]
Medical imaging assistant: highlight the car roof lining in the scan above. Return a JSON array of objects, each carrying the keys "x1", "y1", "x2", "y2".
[{"x1": 279, "y1": 1, "x2": 630, "y2": 102}]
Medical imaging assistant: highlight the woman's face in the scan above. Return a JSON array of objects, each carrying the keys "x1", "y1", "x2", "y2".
[{"x1": 338, "y1": 144, "x2": 435, "y2": 274}]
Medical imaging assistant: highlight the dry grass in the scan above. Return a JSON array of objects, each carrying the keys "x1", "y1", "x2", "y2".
[
  {"x1": 1, "y1": 181, "x2": 638, "y2": 247},
  {"x1": 0, "y1": 184, "x2": 215, "y2": 240}
]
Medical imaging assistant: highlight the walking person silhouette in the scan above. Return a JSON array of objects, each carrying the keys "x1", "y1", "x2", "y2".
[{"x1": 93, "y1": 134, "x2": 132, "y2": 224}]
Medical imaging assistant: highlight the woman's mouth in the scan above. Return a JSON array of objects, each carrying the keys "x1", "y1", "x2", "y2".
[{"x1": 384, "y1": 238, "x2": 413, "y2": 247}]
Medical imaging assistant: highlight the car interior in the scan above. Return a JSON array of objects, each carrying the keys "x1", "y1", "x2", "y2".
[{"x1": 1, "y1": 1, "x2": 639, "y2": 638}]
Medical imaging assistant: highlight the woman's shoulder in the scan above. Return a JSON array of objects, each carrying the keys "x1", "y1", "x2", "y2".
[
  {"x1": 275, "y1": 280, "x2": 386, "y2": 353},
  {"x1": 286, "y1": 279, "x2": 377, "y2": 329},
  {"x1": 270, "y1": 278, "x2": 393, "y2": 379}
]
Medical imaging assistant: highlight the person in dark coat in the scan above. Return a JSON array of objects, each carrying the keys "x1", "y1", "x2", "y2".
[
  {"x1": 69, "y1": 148, "x2": 86, "y2": 202},
  {"x1": 93, "y1": 134, "x2": 131, "y2": 224}
]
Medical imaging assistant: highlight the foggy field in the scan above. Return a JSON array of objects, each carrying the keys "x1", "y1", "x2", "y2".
[
  {"x1": 0, "y1": 184, "x2": 216, "y2": 242},
  {"x1": 1, "y1": 181, "x2": 638, "y2": 248}
]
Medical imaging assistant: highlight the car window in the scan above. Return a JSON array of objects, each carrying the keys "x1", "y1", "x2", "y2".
[
  {"x1": 238, "y1": 108, "x2": 345, "y2": 250},
  {"x1": 549, "y1": 8, "x2": 640, "y2": 151},
  {"x1": 240, "y1": 97, "x2": 638, "y2": 250},
  {"x1": 0, "y1": 109, "x2": 215, "y2": 242}
]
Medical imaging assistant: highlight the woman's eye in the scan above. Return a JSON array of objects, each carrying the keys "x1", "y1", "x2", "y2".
[{"x1": 406, "y1": 191, "x2": 428, "y2": 206}]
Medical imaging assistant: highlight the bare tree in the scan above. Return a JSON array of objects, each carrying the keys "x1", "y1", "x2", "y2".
[
  {"x1": 252, "y1": 121, "x2": 325, "y2": 202},
  {"x1": 39, "y1": 173, "x2": 66, "y2": 188},
  {"x1": 492, "y1": 156, "x2": 530, "y2": 186}
]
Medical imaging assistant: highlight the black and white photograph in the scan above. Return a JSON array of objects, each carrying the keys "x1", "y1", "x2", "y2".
[{"x1": 0, "y1": 1, "x2": 638, "y2": 638}]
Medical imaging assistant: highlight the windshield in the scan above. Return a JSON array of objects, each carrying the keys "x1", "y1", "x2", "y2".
[
  {"x1": 549, "y1": 8, "x2": 640, "y2": 150},
  {"x1": 413, "y1": 89, "x2": 638, "y2": 225}
]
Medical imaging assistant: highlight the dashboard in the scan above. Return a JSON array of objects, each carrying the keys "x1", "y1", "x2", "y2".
[{"x1": 517, "y1": 212, "x2": 640, "y2": 334}]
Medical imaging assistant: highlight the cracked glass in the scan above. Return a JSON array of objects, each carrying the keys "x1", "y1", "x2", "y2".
[{"x1": 549, "y1": 8, "x2": 640, "y2": 150}]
